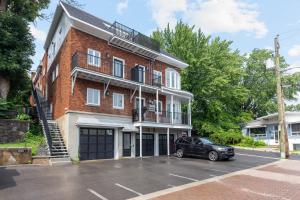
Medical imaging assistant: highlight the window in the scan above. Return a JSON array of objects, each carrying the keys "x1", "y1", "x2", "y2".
[
  {"x1": 154, "y1": 100, "x2": 162, "y2": 113},
  {"x1": 113, "y1": 57, "x2": 124, "y2": 78},
  {"x1": 249, "y1": 127, "x2": 266, "y2": 138},
  {"x1": 55, "y1": 64, "x2": 59, "y2": 78},
  {"x1": 87, "y1": 49, "x2": 101, "y2": 67},
  {"x1": 51, "y1": 64, "x2": 59, "y2": 83},
  {"x1": 153, "y1": 70, "x2": 162, "y2": 85},
  {"x1": 86, "y1": 88, "x2": 100, "y2": 106},
  {"x1": 113, "y1": 93, "x2": 124, "y2": 109},
  {"x1": 291, "y1": 123, "x2": 300, "y2": 136},
  {"x1": 166, "y1": 68, "x2": 181, "y2": 89}
]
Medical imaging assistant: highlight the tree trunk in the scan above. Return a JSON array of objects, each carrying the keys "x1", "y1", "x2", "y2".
[
  {"x1": 0, "y1": 0, "x2": 8, "y2": 11},
  {"x1": 0, "y1": 75, "x2": 10, "y2": 100}
]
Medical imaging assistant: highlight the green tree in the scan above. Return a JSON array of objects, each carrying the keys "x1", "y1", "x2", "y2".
[
  {"x1": 152, "y1": 22, "x2": 250, "y2": 136},
  {"x1": 242, "y1": 49, "x2": 300, "y2": 118},
  {"x1": 0, "y1": 0, "x2": 50, "y2": 102}
]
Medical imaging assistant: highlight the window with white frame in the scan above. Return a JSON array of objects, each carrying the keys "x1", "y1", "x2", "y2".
[
  {"x1": 166, "y1": 68, "x2": 180, "y2": 89},
  {"x1": 113, "y1": 57, "x2": 124, "y2": 78},
  {"x1": 291, "y1": 123, "x2": 300, "y2": 136},
  {"x1": 153, "y1": 70, "x2": 162, "y2": 85},
  {"x1": 86, "y1": 88, "x2": 100, "y2": 106},
  {"x1": 154, "y1": 100, "x2": 162, "y2": 113},
  {"x1": 113, "y1": 93, "x2": 124, "y2": 109},
  {"x1": 87, "y1": 49, "x2": 101, "y2": 67}
]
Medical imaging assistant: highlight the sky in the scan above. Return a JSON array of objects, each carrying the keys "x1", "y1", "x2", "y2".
[{"x1": 30, "y1": 0, "x2": 300, "y2": 103}]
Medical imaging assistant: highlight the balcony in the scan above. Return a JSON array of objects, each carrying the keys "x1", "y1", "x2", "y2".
[
  {"x1": 132, "y1": 109, "x2": 189, "y2": 125},
  {"x1": 71, "y1": 52, "x2": 162, "y2": 88},
  {"x1": 108, "y1": 21, "x2": 160, "y2": 59}
]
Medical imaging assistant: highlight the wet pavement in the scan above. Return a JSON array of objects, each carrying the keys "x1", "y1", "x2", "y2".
[{"x1": 0, "y1": 149, "x2": 297, "y2": 200}]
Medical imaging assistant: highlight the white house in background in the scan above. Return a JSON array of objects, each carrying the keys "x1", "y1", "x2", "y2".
[{"x1": 242, "y1": 112, "x2": 300, "y2": 151}]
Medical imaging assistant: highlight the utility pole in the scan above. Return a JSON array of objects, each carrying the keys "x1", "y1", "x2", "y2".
[{"x1": 274, "y1": 35, "x2": 289, "y2": 159}]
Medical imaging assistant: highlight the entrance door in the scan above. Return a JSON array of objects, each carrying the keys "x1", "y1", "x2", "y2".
[
  {"x1": 136, "y1": 133, "x2": 154, "y2": 156},
  {"x1": 159, "y1": 134, "x2": 175, "y2": 155},
  {"x1": 123, "y1": 132, "x2": 131, "y2": 157},
  {"x1": 274, "y1": 125, "x2": 279, "y2": 143},
  {"x1": 79, "y1": 128, "x2": 114, "y2": 160}
]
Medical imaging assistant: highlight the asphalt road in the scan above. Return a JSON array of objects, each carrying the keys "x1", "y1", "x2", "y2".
[{"x1": 0, "y1": 149, "x2": 298, "y2": 200}]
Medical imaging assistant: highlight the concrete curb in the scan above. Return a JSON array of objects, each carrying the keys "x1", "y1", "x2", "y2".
[{"x1": 128, "y1": 159, "x2": 284, "y2": 200}]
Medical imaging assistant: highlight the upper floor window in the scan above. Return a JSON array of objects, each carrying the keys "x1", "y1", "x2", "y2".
[
  {"x1": 51, "y1": 64, "x2": 59, "y2": 83},
  {"x1": 113, "y1": 93, "x2": 124, "y2": 109},
  {"x1": 86, "y1": 88, "x2": 100, "y2": 106},
  {"x1": 166, "y1": 68, "x2": 181, "y2": 89},
  {"x1": 113, "y1": 57, "x2": 125, "y2": 78},
  {"x1": 87, "y1": 49, "x2": 101, "y2": 67},
  {"x1": 291, "y1": 123, "x2": 300, "y2": 136},
  {"x1": 154, "y1": 100, "x2": 162, "y2": 114},
  {"x1": 153, "y1": 70, "x2": 162, "y2": 86}
]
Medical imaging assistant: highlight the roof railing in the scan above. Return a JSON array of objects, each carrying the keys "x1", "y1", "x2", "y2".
[{"x1": 109, "y1": 21, "x2": 160, "y2": 52}]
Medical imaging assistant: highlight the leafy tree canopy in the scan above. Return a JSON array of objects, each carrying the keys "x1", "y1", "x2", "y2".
[{"x1": 152, "y1": 21, "x2": 300, "y2": 136}]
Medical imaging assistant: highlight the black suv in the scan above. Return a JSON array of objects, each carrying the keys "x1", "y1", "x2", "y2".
[{"x1": 175, "y1": 137, "x2": 234, "y2": 161}]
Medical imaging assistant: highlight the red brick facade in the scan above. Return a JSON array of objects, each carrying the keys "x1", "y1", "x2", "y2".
[{"x1": 35, "y1": 27, "x2": 180, "y2": 120}]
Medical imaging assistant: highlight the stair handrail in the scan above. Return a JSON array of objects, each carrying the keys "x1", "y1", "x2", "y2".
[{"x1": 31, "y1": 83, "x2": 52, "y2": 155}]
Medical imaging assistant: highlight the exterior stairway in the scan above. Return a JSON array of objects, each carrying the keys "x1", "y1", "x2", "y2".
[
  {"x1": 41, "y1": 120, "x2": 71, "y2": 165},
  {"x1": 32, "y1": 84, "x2": 71, "y2": 165}
]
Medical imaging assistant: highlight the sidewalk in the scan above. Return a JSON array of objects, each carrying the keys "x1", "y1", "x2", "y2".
[{"x1": 130, "y1": 159, "x2": 300, "y2": 200}]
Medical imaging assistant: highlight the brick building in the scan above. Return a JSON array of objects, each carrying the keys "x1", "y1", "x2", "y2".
[{"x1": 32, "y1": 2, "x2": 193, "y2": 161}]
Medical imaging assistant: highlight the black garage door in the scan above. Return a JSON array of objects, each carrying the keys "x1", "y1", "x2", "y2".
[
  {"x1": 80, "y1": 128, "x2": 114, "y2": 160},
  {"x1": 159, "y1": 134, "x2": 175, "y2": 155},
  {"x1": 136, "y1": 133, "x2": 154, "y2": 156}
]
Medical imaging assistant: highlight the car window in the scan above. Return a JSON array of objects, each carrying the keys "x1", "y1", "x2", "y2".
[
  {"x1": 193, "y1": 138, "x2": 202, "y2": 145},
  {"x1": 200, "y1": 138, "x2": 214, "y2": 144}
]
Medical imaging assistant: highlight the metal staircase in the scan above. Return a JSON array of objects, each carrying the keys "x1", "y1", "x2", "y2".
[{"x1": 31, "y1": 84, "x2": 71, "y2": 165}]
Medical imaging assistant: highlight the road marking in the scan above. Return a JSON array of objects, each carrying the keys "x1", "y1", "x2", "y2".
[
  {"x1": 115, "y1": 183, "x2": 143, "y2": 196},
  {"x1": 169, "y1": 173, "x2": 199, "y2": 182},
  {"x1": 235, "y1": 153, "x2": 278, "y2": 160},
  {"x1": 87, "y1": 188, "x2": 109, "y2": 200}
]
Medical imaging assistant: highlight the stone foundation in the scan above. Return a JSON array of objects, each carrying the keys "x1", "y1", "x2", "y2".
[
  {"x1": 0, "y1": 148, "x2": 32, "y2": 165},
  {"x1": 0, "y1": 119, "x2": 30, "y2": 143}
]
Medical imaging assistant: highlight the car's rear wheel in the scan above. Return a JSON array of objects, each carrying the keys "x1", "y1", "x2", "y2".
[
  {"x1": 176, "y1": 149, "x2": 184, "y2": 158},
  {"x1": 208, "y1": 151, "x2": 218, "y2": 161}
]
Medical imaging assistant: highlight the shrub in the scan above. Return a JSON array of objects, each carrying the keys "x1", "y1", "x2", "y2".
[
  {"x1": 17, "y1": 113, "x2": 31, "y2": 120},
  {"x1": 238, "y1": 136, "x2": 266, "y2": 147},
  {"x1": 209, "y1": 130, "x2": 243, "y2": 145}
]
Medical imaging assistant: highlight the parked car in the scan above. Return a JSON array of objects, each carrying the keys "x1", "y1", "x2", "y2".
[{"x1": 175, "y1": 137, "x2": 235, "y2": 161}]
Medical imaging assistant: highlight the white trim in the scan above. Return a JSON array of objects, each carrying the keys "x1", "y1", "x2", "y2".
[
  {"x1": 87, "y1": 48, "x2": 101, "y2": 67},
  {"x1": 71, "y1": 67, "x2": 193, "y2": 98},
  {"x1": 135, "y1": 64, "x2": 146, "y2": 84},
  {"x1": 135, "y1": 97, "x2": 145, "y2": 109},
  {"x1": 133, "y1": 121, "x2": 192, "y2": 130},
  {"x1": 113, "y1": 92, "x2": 124, "y2": 109},
  {"x1": 153, "y1": 70, "x2": 162, "y2": 84},
  {"x1": 113, "y1": 56, "x2": 125, "y2": 78},
  {"x1": 86, "y1": 88, "x2": 100, "y2": 106},
  {"x1": 55, "y1": 2, "x2": 189, "y2": 69},
  {"x1": 154, "y1": 100, "x2": 162, "y2": 114}
]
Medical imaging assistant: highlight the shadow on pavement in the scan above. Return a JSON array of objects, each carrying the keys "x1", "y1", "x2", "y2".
[{"x1": 0, "y1": 167, "x2": 20, "y2": 190}]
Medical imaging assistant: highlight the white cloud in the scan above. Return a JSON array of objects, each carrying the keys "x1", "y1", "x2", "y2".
[
  {"x1": 149, "y1": 0, "x2": 187, "y2": 29},
  {"x1": 288, "y1": 45, "x2": 300, "y2": 57},
  {"x1": 30, "y1": 24, "x2": 46, "y2": 42},
  {"x1": 149, "y1": 0, "x2": 268, "y2": 38},
  {"x1": 116, "y1": 0, "x2": 129, "y2": 14},
  {"x1": 285, "y1": 61, "x2": 300, "y2": 75}
]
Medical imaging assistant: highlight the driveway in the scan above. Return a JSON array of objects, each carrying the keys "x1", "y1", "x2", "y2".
[{"x1": 0, "y1": 149, "x2": 296, "y2": 200}]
